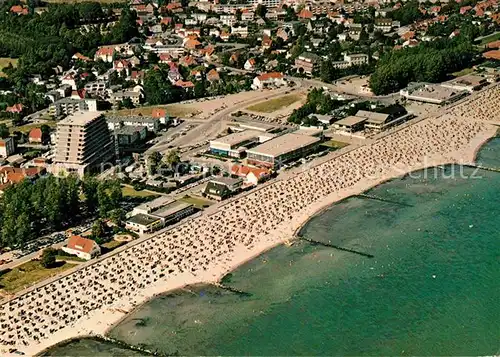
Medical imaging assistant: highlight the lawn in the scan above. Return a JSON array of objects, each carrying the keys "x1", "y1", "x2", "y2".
[
  {"x1": 179, "y1": 195, "x2": 214, "y2": 209},
  {"x1": 122, "y1": 185, "x2": 159, "y2": 198},
  {"x1": 0, "y1": 260, "x2": 76, "y2": 293},
  {"x1": 111, "y1": 104, "x2": 198, "y2": 118},
  {"x1": 452, "y1": 67, "x2": 475, "y2": 77},
  {"x1": 13, "y1": 121, "x2": 57, "y2": 134},
  {"x1": 0, "y1": 57, "x2": 18, "y2": 77},
  {"x1": 322, "y1": 140, "x2": 350, "y2": 149},
  {"x1": 246, "y1": 94, "x2": 302, "y2": 113}
]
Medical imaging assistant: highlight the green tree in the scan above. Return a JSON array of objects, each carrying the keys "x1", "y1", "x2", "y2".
[
  {"x1": 92, "y1": 219, "x2": 105, "y2": 238},
  {"x1": 148, "y1": 151, "x2": 162, "y2": 175},
  {"x1": 40, "y1": 248, "x2": 57, "y2": 268},
  {"x1": 164, "y1": 149, "x2": 181, "y2": 168},
  {"x1": 0, "y1": 124, "x2": 9, "y2": 139}
]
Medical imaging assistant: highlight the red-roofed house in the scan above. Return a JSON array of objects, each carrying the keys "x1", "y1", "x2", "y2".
[
  {"x1": 175, "y1": 80, "x2": 195, "y2": 89},
  {"x1": 0, "y1": 167, "x2": 45, "y2": 186},
  {"x1": 207, "y1": 68, "x2": 220, "y2": 82},
  {"x1": 460, "y1": 5, "x2": 472, "y2": 14},
  {"x1": 298, "y1": 8, "x2": 313, "y2": 20},
  {"x1": 62, "y1": 235, "x2": 101, "y2": 261},
  {"x1": 5, "y1": 103, "x2": 24, "y2": 114},
  {"x1": 72, "y1": 53, "x2": 91, "y2": 62},
  {"x1": 244, "y1": 58, "x2": 257, "y2": 71},
  {"x1": 487, "y1": 40, "x2": 500, "y2": 49},
  {"x1": 184, "y1": 39, "x2": 202, "y2": 50},
  {"x1": 401, "y1": 31, "x2": 415, "y2": 41},
  {"x1": 252, "y1": 72, "x2": 285, "y2": 89},
  {"x1": 483, "y1": 50, "x2": 500, "y2": 60},
  {"x1": 231, "y1": 164, "x2": 271, "y2": 185},
  {"x1": 95, "y1": 46, "x2": 115, "y2": 62},
  {"x1": 10, "y1": 5, "x2": 28, "y2": 15},
  {"x1": 28, "y1": 128, "x2": 44, "y2": 144},
  {"x1": 152, "y1": 108, "x2": 166, "y2": 119}
]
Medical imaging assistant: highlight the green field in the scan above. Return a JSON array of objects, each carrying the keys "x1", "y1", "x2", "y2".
[
  {"x1": 0, "y1": 260, "x2": 76, "y2": 293},
  {"x1": 452, "y1": 67, "x2": 475, "y2": 77},
  {"x1": 246, "y1": 94, "x2": 302, "y2": 113},
  {"x1": 122, "y1": 185, "x2": 159, "y2": 198},
  {"x1": 112, "y1": 104, "x2": 198, "y2": 118},
  {"x1": 101, "y1": 240, "x2": 124, "y2": 250}
]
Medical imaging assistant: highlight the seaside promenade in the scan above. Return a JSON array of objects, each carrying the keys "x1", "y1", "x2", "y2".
[{"x1": 1, "y1": 84, "x2": 499, "y2": 356}]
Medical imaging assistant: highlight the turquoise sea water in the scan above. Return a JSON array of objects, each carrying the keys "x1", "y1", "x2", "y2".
[{"x1": 42, "y1": 139, "x2": 500, "y2": 356}]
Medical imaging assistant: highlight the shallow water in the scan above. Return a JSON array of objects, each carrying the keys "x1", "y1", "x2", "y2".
[{"x1": 43, "y1": 138, "x2": 500, "y2": 356}]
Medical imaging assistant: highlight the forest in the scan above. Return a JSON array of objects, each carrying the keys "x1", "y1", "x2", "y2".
[{"x1": 0, "y1": 175, "x2": 124, "y2": 248}]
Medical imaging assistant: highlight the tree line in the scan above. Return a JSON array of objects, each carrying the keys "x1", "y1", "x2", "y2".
[
  {"x1": 369, "y1": 38, "x2": 476, "y2": 95},
  {"x1": 0, "y1": 175, "x2": 123, "y2": 248}
]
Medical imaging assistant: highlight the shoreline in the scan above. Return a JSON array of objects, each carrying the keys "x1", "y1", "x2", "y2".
[
  {"x1": 37, "y1": 127, "x2": 498, "y2": 357},
  {"x1": 4, "y1": 84, "x2": 499, "y2": 357}
]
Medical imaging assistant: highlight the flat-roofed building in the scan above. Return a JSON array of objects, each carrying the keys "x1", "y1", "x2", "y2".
[
  {"x1": 441, "y1": 74, "x2": 488, "y2": 93},
  {"x1": 333, "y1": 115, "x2": 367, "y2": 133},
  {"x1": 246, "y1": 133, "x2": 321, "y2": 168},
  {"x1": 125, "y1": 213, "x2": 163, "y2": 234},
  {"x1": 356, "y1": 106, "x2": 412, "y2": 132},
  {"x1": 52, "y1": 112, "x2": 114, "y2": 177},
  {"x1": 150, "y1": 201, "x2": 196, "y2": 226},
  {"x1": 49, "y1": 98, "x2": 97, "y2": 117},
  {"x1": 400, "y1": 83, "x2": 468, "y2": 105},
  {"x1": 209, "y1": 130, "x2": 261, "y2": 157}
]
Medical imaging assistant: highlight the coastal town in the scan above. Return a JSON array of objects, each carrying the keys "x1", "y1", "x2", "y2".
[{"x1": 0, "y1": 0, "x2": 499, "y2": 354}]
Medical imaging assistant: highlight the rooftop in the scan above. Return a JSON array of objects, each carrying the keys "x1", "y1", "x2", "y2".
[
  {"x1": 151, "y1": 201, "x2": 194, "y2": 218},
  {"x1": 355, "y1": 110, "x2": 390, "y2": 124},
  {"x1": 58, "y1": 111, "x2": 103, "y2": 126},
  {"x1": 335, "y1": 115, "x2": 367, "y2": 126},
  {"x1": 210, "y1": 130, "x2": 261, "y2": 147},
  {"x1": 246, "y1": 133, "x2": 320, "y2": 158},
  {"x1": 405, "y1": 83, "x2": 466, "y2": 101},
  {"x1": 127, "y1": 213, "x2": 161, "y2": 226}
]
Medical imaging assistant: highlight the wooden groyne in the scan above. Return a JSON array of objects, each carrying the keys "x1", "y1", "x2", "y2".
[
  {"x1": 211, "y1": 282, "x2": 252, "y2": 297},
  {"x1": 301, "y1": 237, "x2": 374, "y2": 258},
  {"x1": 357, "y1": 194, "x2": 413, "y2": 207},
  {"x1": 467, "y1": 164, "x2": 500, "y2": 173}
]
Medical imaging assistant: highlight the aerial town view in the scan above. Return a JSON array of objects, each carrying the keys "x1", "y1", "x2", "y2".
[{"x1": 0, "y1": 0, "x2": 499, "y2": 355}]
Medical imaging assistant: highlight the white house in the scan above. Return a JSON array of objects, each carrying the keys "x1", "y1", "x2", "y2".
[
  {"x1": 252, "y1": 72, "x2": 285, "y2": 89},
  {"x1": 62, "y1": 235, "x2": 101, "y2": 261}
]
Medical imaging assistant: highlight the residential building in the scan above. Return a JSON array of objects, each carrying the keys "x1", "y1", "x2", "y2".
[
  {"x1": 295, "y1": 52, "x2": 321, "y2": 74},
  {"x1": 5, "y1": 103, "x2": 24, "y2": 114},
  {"x1": 0, "y1": 137, "x2": 15, "y2": 158},
  {"x1": 231, "y1": 164, "x2": 271, "y2": 185},
  {"x1": 115, "y1": 126, "x2": 147, "y2": 147},
  {"x1": 28, "y1": 128, "x2": 44, "y2": 144},
  {"x1": 252, "y1": 72, "x2": 285, "y2": 89},
  {"x1": 246, "y1": 133, "x2": 321, "y2": 168},
  {"x1": 374, "y1": 18, "x2": 393, "y2": 32},
  {"x1": 52, "y1": 112, "x2": 115, "y2": 177},
  {"x1": 231, "y1": 26, "x2": 249, "y2": 38},
  {"x1": 220, "y1": 14, "x2": 236, "y2": 26},
  {"x1": 94, "y1": 46, "x2": 115, "y2": 62},
  {"x1": 84, "y1": 81, "x2": 107, "y2": 95},
  {"x1": 203, "y1": 177, "x2": 243, "y2": 201},
  {"x1": 62, "y1": 235, "x2": 101, "y2": 261},
  {"x1": 49, "y1": 98, "x2": 98, "y2": 117},
  {"x1": 110, "y1": 87, "x2": 144, "y2": 105},
  {"x1": 244, "y1": 58, "x2": 257, "y2": 71},
  {"x1": 332, "y1": 53, "x2": 369, "y2": 69}
]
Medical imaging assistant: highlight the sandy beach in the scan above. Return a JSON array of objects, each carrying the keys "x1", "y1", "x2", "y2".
[{"x1": 1, "y1": 84, "x2": 499, "y2": 356}]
